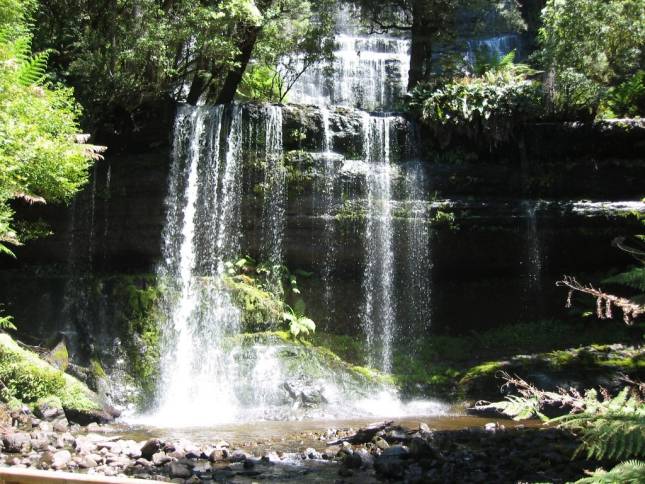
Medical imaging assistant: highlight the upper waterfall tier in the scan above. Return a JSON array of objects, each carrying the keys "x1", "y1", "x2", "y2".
[{"x1": 289, "y1": 9, "x2": 410, "y2": 111}]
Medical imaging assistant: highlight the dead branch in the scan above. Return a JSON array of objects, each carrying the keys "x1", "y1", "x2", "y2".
[{"x1": 556, "y1": 275, "x2": 644, "y2": 325}]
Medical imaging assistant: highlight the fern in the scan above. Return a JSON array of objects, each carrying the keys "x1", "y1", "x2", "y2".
[
  {"x1": 603, "y1": 268, "x2": 645, "y2": 293},
  {"x1": 17, "y1": 49, "x2": 49, "y2": 86},
  {"x1": 3, "y1": 35, "x2": 50, "y2": 86},
  {"x1": 575, "y1": 460, "x2": 645, "y2": 483},
  {"x1": 551, "y1": 388, "x2": 645, "y2": 461}
]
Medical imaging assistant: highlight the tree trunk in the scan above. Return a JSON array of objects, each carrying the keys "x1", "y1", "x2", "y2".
[
  {"x1": 215, "y1": 0, "x2": 274, "y2": 104},
  {"x1": 408, "y1": 0, "x2": 433, "y2": 91},
  {"x1": 186, "y1": 56, "x2": 208, "y2": 106},
  {"x1": 215, "y1": 25, "x2": 262, "y2": 104}
]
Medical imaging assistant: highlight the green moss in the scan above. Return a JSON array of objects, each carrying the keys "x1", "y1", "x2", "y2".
[
  {"x1": 48, "y1": 340, "x2": 69, "y2": 371},
  {"x1": 335, "y1": 200, "x2": 366, "y2": 222},
  {"x1": 310, "y1": 332, "x2": 366, "y2": 365},
  {"x1": 284, "y1": 150, "x2": 315, "y2": 193},
  {"x1": 111, "y1": 275, "x2": 162, "y2": 408},
  {"x1": 223, "y1": 274, "x2": 284, "y2": 331},
  {"x1": 0, "y1": 334, "x2": 100, "y2": 411},
  {"x1": 90, "y1": 358, "x2": 107, "y2": 379},
  {"x1": 460, "y1": 361, "x2": 505, "y2": 383}
]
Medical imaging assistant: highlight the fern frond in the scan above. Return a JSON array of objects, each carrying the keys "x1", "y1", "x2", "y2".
[
  {"x1": 575, "y1": 460, "x2": 645, "y2": 483},
  {"x1": 552, "y1": 388, "x2": 645, "y2": 461},
  {"x1": 603, "y1": 268, "x2": 645, "y2": 292},
  {"x1": 17, "y1": 49, "x2": 49, "y2": 86}
]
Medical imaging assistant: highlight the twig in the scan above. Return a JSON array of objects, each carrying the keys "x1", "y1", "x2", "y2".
[{"x1": 556, "y1": 275, "x2": 644, "y2": 325}]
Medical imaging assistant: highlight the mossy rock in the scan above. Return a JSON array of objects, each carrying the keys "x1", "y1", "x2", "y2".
[
  {"x1": 458, "y1": 344, "x2": 645, "y2": 401},
  {"x1": 228, "y1": 332, "x2": 394, "y2": 402},
  {"x1": 46, "y1": 340, "x2": 69, "y2": 371},
  {"x1": 0, "y1": 333, "x2": 101, "y2": 412}
]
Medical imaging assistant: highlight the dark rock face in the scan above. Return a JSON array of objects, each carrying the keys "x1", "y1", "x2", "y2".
[{"x1": 0, "y1": 101, "x2": 643, "y2": 385}]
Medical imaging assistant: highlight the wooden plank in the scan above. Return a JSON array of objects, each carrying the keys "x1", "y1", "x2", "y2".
[{"x1": 0, "y1": 467, "x2": 163, "y2": 484}]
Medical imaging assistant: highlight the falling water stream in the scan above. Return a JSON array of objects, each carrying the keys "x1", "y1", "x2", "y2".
[{"x1": 143, "y1": 6, "x2": 447, "y2": 427}]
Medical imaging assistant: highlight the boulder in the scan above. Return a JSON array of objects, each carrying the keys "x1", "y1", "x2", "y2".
[
  {"x1": 2, "y1": 432, "x2": 31, "y2": 453},
  {"x1": 168, "y1": 461, "x2": 192, "y2": 478},
  {"x1": 140, "y1": 438, "x2": 163, "y2": 460}
]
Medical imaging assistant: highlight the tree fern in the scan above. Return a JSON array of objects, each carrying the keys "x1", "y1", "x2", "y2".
[
  {"x1": 7, "y1": 35, "x2": 49, "y2": 86},
  {"x1": 603, "y1": 268, "x2": 645, "y2": 293},
  {"x1": 575, "y1": 460, "x2": 645, "y2": 483},
  {"x1": 551, "y1": 388, "x2": 645, "y2": 461}
]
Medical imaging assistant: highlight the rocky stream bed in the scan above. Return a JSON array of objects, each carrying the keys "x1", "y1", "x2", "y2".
[{"x1": 0, "y1": 404, "x2": 604, "y2": 483}]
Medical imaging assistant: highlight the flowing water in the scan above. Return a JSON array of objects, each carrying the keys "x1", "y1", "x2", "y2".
[
  {"x1": 144, "y1": 7, "x2": 446, "y2": 426},
  {"x1": 465, "y1": 34, "x2": 521, "y2": 66},
  {"x1": 361, "y1": 114, "x2": 396, "y2": 372}
]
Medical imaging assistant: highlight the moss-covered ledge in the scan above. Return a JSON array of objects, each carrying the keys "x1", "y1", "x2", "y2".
[
  {"x1": 0, "y1": 333, "x2": 112, "y2": 423},
  {"x1": 459, "y1": 344, "x2": 644, "y2": 402}
]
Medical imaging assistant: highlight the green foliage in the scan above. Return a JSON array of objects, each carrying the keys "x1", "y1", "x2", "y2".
[
  {"x1": 282, "y1": 306, "x2": 315, "y2": 338},
  {"x1": 237, "y1": 64, "x2": 282, "y2": 102},
  {"x1": 538, "y1": 0, "x2": 645, "y2": 85},
  {"x1": 552, "y1": 388, "x2": 645, "y2": 461},
  {"x1": 602, "y1": 71, "x2": 645, "y2": 118},
  {"x1": 538, "y1": 0, "x2": 645, "y2": 119},
  {"x1": 575, "y1": 460, "x2": 645, "y2": 483},
  {"x1": 0, "y1": 333, "x2": 99, "y2": 410},
  {"x1": 223, "y1": 256, "x2": 316, "y2": 337},
  {"x1": 111, "y1": 276, "x2": 162, "y2": 406},
  {"x1": 0, "y1": 311, "x2": 15, "y2": 330},
  {"x1": 413, "y1": 63, "x2": 542, "y2": 141},
  {"x1": 603, "y1": 268, "x2": 645, "y2": 293},
  {"x1": 0, "y1": 6, "x2": 97, "y2": 256},
  {"x1": 33, "y1": 1, "x2": 335, "y2": 111},
  {"x1": 549, "y1": 68, "x2": 603, "y2": 121}
]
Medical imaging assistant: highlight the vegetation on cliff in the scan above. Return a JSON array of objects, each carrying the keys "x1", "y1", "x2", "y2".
[
  {"x1": 0, "y1": 333, "x2": 100, "y2": 412},
  {"x1": 0, "y1": 0, "x2": 101, "y2": 258}
]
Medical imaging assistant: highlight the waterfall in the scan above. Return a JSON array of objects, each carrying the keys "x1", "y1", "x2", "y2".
[
  {"x1": 261, "y1": 105, "x2": 286, "y2": 287},
  {"x1": 154, "y1": 105, "x2": 243, "y2": 426},
  {"x1": 361, "y1": 114, "x2": 396, "y2": 372},
  {"x1": 290, "y1": 7, "x2": 410, "y2": 111},
  {"x1": 404, "y1": 162, "x2": 432, "y2": 339},
  {"x1": 522, "y1": 200, "x2": 542, "y2": 318},
  {"x1": 465, "y1": 34, "x2": 521, "y2": 66}
]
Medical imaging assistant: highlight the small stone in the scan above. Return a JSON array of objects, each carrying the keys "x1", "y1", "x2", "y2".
[
  {"x1": 409, "y1": 437, "x2": 437, "y2": 459},
  {"x1": 78, "y1": 456, "x2": 98, "y2": 468},
  {"x1": 209, "y1": 448, "x2": 227, "y2": 462},
  {"x1": 381, "y1": 445, "x2": 409, "y2": 458},
  {"x1": 168, "y1": 450, "x2": 186, "y2": 460},
  {"x1": 152, "y1": 452, "x2": 172, "y2": 466},
  {"x1": 302, "y1": 447, "x2": 320, "y2": 459},
  {"x1": 30, "y1": 433, "x2": 50, "y2": 451},
  {"x1": 168, "y1": 461, "x2": 192, "y2": 478},
  {"x1": 355, "y1": 448, "x2": 374, "y2": 468},
  {"x1": 52, "y1": 418, "x2": 69, "y2": 433},
  {"x1": 228, "y1": 449, "x2": 248, "y2": 462},
  {"x1": 135, "y1": 458, "x2": 152, "y2": 467},
  {"x1": 373, "y1": 436, "x2": 389, "y2": 450},
  {"x1": 419, "y1": 423, "x2": 431, "y2": 432},
  {"x1": 52, "y1": 450, "x2": 72, "y2": 469},
  {"x1": 97, "y1": 441, "x2": 122, "y2": 454}
]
